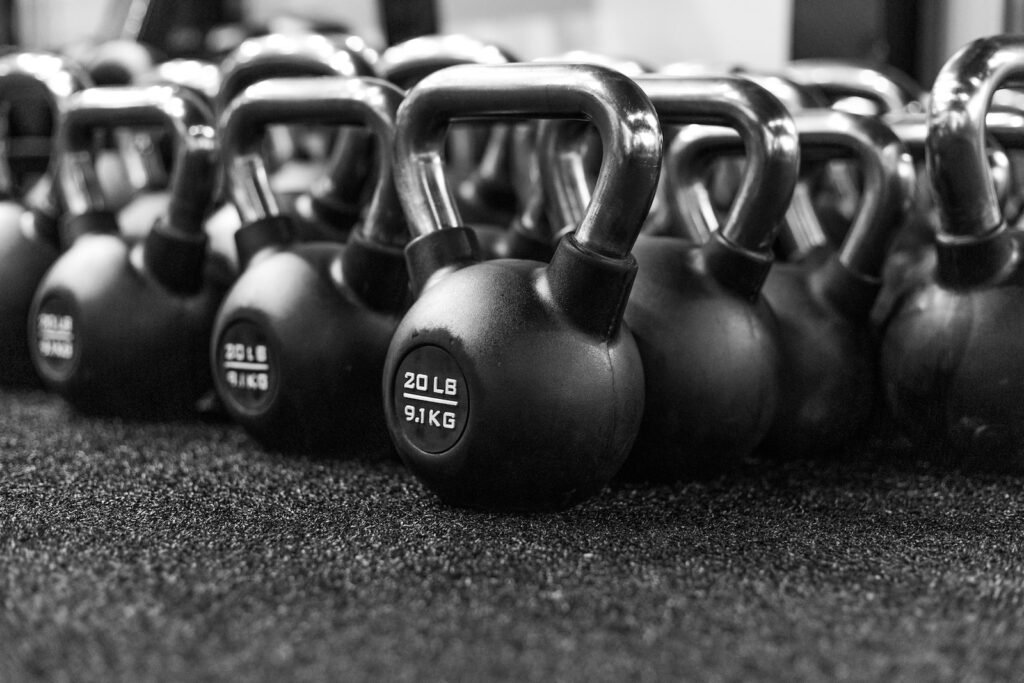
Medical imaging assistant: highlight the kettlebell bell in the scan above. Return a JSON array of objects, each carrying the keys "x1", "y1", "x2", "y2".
[
  {"x1": 29, "y1": 85, "x2": 223, "y2": 418},
  {"x1": 0, "y1": 52, "x2": 88, "y2": 386},
  {"x1": 881, "y1": 35, "x2": 1024, "y2": 469},
  {"x1": 667, "y1": 110, "x2": 914, "y2": 456},
  {"x1": 211, "y1": 76, "x2": 409, "y2": 455},
  {"x1": 616, "y1": 76, "x2": 799, "y2": 480},
  {"x1": 384, "y1": 63, "x2": 662, "y2": 511}
]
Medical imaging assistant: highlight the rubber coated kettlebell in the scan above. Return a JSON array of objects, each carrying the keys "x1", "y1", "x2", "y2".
[
  {"x1": 881, "y1": 35, "x2": 1024, "y2": 469},
  {"x1": 29, "y1": 85, "x2": 224, "y2": 418},
  {"x1": 211, "y1": 76, "x2": 409, "y2": 455},
  {"x1": 667, "y1": 110, "x2": 914, "y2": 457},
  {"x1": 384, "y1": 63, "x2": 661, "y2": 511},
  {"x1": 0, "y1": 52, "x2": 89, "y2": 386},
  {"x1": 613, "y1": 76, "x2": 798, "y2": 480}
]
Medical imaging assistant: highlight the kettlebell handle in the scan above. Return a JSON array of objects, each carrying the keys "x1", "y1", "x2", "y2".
[
  {"x1": 668, "y1": 109, "x2": 913, "y2": 281},
  {"x1": 377, "y1": 34, "x2": 510, "y2": 89},
  {"x1": 394, "y1": 62, "x2": 662, "y2": 260},
  {"x1": 218, "y1": 76, "x2": 407, "y2": 246},
  {"x1": 636, "y1": 76, "x2": 799, "y2": 254},
  {"x1": 57, "y1": 85, "x2": 212, "y2": 218},
  {"x1": 216, "y1": 34, "x2": 366, "y2": 116},
  {"x1": 0, "y1": 52, "x2": 91, "y2": 208},
  {"x1": 927, "y1": 36, "x2": 1024, "y2": 239},
  {"x1": 784, "y1": 59, "x2": 923, "y2": 114}
]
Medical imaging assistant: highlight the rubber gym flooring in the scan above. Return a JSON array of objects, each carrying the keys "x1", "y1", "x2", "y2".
[{"x1": 1, "y1": 387, "x2": 1022, "y2": 681}]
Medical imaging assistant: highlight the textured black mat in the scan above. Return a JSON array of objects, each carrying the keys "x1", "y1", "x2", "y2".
[{"x1": 2, "y1": 387, "x2": 1023, "y2": 681}]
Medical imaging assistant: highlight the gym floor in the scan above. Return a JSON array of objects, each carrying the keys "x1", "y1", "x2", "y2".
[{"x1": 1, "y1": 387, "x2": 1022, "y2": 681}]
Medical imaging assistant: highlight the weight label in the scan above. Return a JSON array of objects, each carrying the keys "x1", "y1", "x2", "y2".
[
  {"x1": 34, "y1": 296, "x2": 78, "y2": 379},
  {"x1": 218, "y1": 321, "x2": 276, "y2": 412},
  {"x1": 394, "y1": 346, "x2": 469, "y2": 453}
]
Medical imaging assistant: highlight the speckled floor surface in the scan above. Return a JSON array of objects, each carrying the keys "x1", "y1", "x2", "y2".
[{"x1": 2, "y1": 387, "x2": 1023, "y2": 681}]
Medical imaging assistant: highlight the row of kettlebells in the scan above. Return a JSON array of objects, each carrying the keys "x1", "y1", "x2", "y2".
[{"x1": 2, "y1": 31, "x2": 1024, "y2": 511}]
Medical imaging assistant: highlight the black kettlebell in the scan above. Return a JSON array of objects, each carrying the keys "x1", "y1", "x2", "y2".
[
  {"x1": 613, "y1": 76, "x2": 799, "y2": 480},
  {"x1": 0, "y1": 52, "x2": 89, "y2": 386},
  {"x1": 881, "y1": 35, "x2": 1024, "y2": 470},
  {"x1": 211, "y1": 76, "x2": 409, "y2": 455},
  {"x1": 384, "y1": 63, "x2": 662, "y2": 511},
  {"x1": 29, "y1": 85, "x2": 224, "y2": 418},
  {"x1": 667, "y1": 110, "x2": 914, "y2": 457}
]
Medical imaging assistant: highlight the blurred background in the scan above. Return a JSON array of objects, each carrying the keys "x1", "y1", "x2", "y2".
[{"x1": 2, "y1": 0, "x2": 1022, "y2": 87}]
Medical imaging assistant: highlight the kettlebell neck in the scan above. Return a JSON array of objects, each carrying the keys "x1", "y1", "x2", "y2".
[
  {"x1": 703, "y1": 231, "x2": 774, "y2": 302},
  {"x1": 935, "y1": 224, "x2": 1019, "y2": 288},
  {"x1": 546, "y1": 235, "x2": 636, "y2": 341},
  {"x1": 810, "y1": 258, "x2": 880, "y2": 322},
  {"x1": 340, "y1": 231, "x2": 410, "y2": 313},
  {"x1": 404, "y1": 226, "x2": 482, "y2": 296}
]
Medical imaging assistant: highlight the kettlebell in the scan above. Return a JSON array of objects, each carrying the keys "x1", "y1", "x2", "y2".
[
  {"x1": 881, "y1": 35, "x2": 1024, "y2": 469},
  {"x1": 614, "y1": 76, "x2": 799, "y2": 480},
  {"x1": 29, "y1": 85, "x2": 224, "y2": 418},
  {"x1": 211, "y1": 76, "x2": 409, "y2": 455},
  {"x1": 384, "y1": 63, "x2": 661, "y2": 511},
  {"x1": 667, "y1": 110, "x2": 914, "y2": 457},
  {"x1": 0, "y1": 53, "x2": 89, "y2": 386}
]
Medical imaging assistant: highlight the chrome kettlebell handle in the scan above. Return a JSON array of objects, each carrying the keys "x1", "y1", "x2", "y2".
[
  {"x1": 57, "y1": 85, "x2": 212, "y2": 218},
  {"x1": 395, "y1": 62, "x2": 662, "y2": 260},
  {"x1": 218, "y1": 76, "x2": 407, "y2": 246}
]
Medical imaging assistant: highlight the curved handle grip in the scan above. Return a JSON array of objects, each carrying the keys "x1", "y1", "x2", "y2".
[
  {"x1": 543, "y1": 76, "x2": 799, "y2": 258},
  {"x1": 216, "y1": 34, "x2": 369, "y2": 116},
  {"x1": 785, "y1": 59, "x2": 923, "y2": 115},
  {"x1": 0, "y1": 52, "x2": 91, "y2": 205},
  {"x1": 219, "y1": 76, "x2": 407, "y2": 246},
  {"x1": 669, "y1": 110, "x2": 913, "y2": 280},
  {"x1": 926, "y1": 36, "x2": 1024, "y2": 239},
  {"x1": 888, "y1": 109, "x2": 1022, "y2": 212},
  {"x1": 394, "y1": 62, "x2": 662, "y2": 260},
  {"x1": 377, "y1": 34, "x2": 510, "y2": 89},
  {"x1": 639, "y1": 76, "x2": 799, "y2": 254},
  {"x1": 57, "y1": 85, "x2": 213, "y2": 217},
  {"x1": 889, "y1": 109, "x2": 1024, "y2": 157},
  {"x1": 143, "y1": 59, "x2": 221, "y2": 101}
]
